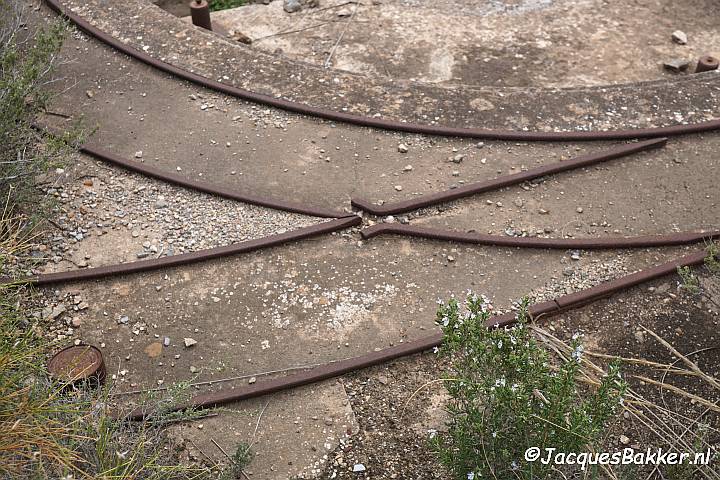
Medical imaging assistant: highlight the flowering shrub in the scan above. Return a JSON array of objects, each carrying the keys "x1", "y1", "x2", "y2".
[{"x1": 430, "y1": 294, "x2": 626, "y2": 479}]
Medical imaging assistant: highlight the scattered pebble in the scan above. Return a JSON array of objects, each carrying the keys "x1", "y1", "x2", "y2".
[
  {"x1": 664, "y1": 59, "x2": 690, "y2": 72},
  {"x1": 672, "y1": 30, "x2": 687, "y2": 45},
  {"x1": 283, "y1": 0, "x2": 302, "y2": 13}
]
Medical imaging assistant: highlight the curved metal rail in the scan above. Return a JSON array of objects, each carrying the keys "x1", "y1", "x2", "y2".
[
  {"x1": 44, "y1": 0, "x2": 720, "y2": 142},
  {"x1": 361, "y1": 224, "x2": 720, "y2": 249},
  {"x1": 352, "y1": 138, "x2": 666, "y2": 215},
  {"x1": 124, "y1": 249, "x2": 710, "y2": 420},
  {"x1": 3, "y1": 216, "x2": 360, "y2": 286}
]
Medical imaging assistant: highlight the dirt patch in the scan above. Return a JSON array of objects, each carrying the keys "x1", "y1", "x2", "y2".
[{"x1": 319, "y1": 269, "x2": 720, "y2": 479}]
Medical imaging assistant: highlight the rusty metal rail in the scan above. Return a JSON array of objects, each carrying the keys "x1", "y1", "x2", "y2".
[
  {"x1": 78, "y1": 142, "x2": 348, "y2": 219},
  {"x1": 352, "y1": 138, "x2": 667, "y2": 216},
  {"x1": 3, "y1": 216, "x2": 360, "y2": 286},
  {"x1": 361, "y1": 223, "x2": 720, "y2": 249},
  {"x1": 124, "y1": 249, "x2": 710, "y2": 420},
  {"x1": 31, "y1": 0, "x2": 720, "y2": 423},
  {"x1": 44, "y1": 0, "x2": 720, "y2": 142}
]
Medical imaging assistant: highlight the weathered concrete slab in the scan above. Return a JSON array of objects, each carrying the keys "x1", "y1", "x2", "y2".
[
  {"x1": 49, "y1": 31, "x2": 720, "y2": 220},
  {"x1": 169, "y1": 379, "x2": 357, "y2": 478},
  {"x1": 409, "y1": 134, "x2": 720, "y2": 237},
  {"x1": 51, "y1": 0, "x2": 720, "y2": 131},
  {"x1": 53, "y1": 232, "x2": 692, "y2": 396},
  {"x1": 211, "y1": 0, "x2": 720, "y2": 87}
]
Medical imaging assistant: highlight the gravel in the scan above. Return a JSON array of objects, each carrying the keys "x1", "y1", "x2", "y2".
[
  {"x1": 527, "y1": 256, "x2": 630, "y2": 303},
  {"x1": 14, "y1": 155, "x2": 322, "y2": 276}
]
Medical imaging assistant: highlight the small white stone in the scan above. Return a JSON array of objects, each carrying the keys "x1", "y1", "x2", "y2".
[{"x1": 671, "y1": 30, "x2": 687, "y2": 45}]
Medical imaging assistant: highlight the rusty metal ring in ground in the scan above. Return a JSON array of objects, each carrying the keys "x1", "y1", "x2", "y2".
[
  {"x1": 124, "y1": 249, "x2": 712, "y2": 421},
  {"x1": 361, "y1": 224, "x2": 720, "y2": 249},
  {"x1": 1, "y1": 216, "x2": 360, "y2": 286},
  {"x1": 352, "y1": 138, "x2": 667, "y2": 216},
  {"x1": 44, "y1": 0, "x2": 720, "y2": 142}
]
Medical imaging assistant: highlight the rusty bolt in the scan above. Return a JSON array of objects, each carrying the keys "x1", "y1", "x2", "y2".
[{"x1": 696, "y1": 55, "x2": 719, "y2": 73}]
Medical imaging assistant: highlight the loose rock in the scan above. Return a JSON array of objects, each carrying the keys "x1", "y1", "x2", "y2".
[
  {"x1": 283, "y1": 0, "x2": 302, "y2": 13},
  {"x1": 671, "y1": 30, "x2": 687, "y2": 45},
  {"x1": 663, "y1": 59, "x2": 690, "y2": 72}
]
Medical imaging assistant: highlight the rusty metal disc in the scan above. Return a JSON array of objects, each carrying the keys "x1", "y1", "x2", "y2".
[{"x1": 48, "y1": 345, "x2": 106, "y2": 386}]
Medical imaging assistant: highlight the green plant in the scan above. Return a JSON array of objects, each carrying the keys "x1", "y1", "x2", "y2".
[
  {"x1": 218, "y1": 442, "x2": 253, "y2": 480},
  {"x1": 209, "y1": 0, "x2": 247, "y2": 12},
  {"x1": 0, "y1": 274, "x2": 215, "y2": 478},
  {"x1": 677, "y1": 242, "x2": 720, "y2": 310},
  {"x1": 0, "y1": 1, "x2": 82, "y2": 205},
  {"x1": 430, "y1": 294, "x2": 626, "y2": 479}
]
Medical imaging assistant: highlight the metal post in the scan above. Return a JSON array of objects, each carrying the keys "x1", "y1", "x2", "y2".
[{"x1": 190, "y1": 0, "x2": 212, "y2": 31}]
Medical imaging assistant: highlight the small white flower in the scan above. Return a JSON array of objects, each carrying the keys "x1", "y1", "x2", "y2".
[
  {"x1": 432, "y1": 347, "x2": 439, "y2": 354},
  {"x1": 572, "y1": 344, "x2": 585, "y2": 362},
  {"x1": 467, "y1": 473, "x2": 475, "y2": 480}
]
